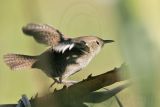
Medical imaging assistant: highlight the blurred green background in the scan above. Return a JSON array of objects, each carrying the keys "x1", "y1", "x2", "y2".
[{"x1": 0, "y1": 0, "x2": 160, "y2": 107}]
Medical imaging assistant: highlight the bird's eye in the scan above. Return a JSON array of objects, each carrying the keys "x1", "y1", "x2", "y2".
[{"x1": 96, "y1": 41, "x2": 100, "y2": 45}]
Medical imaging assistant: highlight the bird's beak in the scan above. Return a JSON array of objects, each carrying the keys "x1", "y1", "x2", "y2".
[{"x1": 103, "y1": 40, "x2": 114, "y2": 44}]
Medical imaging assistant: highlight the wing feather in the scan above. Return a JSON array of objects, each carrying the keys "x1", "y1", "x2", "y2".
[
  {"x1": 53, "y1": 40, "x2": 89, "y2": 53},
  {"x1": 22, "y1": 23, "x2": 65, "y2": 46},
  {"x1": 54, "y1": 43, "x2": 75, "y2": 53}
]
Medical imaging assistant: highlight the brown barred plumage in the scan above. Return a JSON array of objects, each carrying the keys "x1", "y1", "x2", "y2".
[
  {"x1": 4, "y1": 23, "x2": 114, "y2": 85},
  {"x1": 22, "y1": 23, "x2": 65, "y2": 46},
  {"x1": 4, "y1": 54, "x2": 37, "y2": 70}
]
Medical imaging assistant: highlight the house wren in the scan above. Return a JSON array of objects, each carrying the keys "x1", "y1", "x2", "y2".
[{"x1": 4, "y1": 23, "x2": 114, "y2": 85}]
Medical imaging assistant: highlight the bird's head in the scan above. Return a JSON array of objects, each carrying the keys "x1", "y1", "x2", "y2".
[{"x1": 77, "y1": 36, "x2": 114, "y2": 55}]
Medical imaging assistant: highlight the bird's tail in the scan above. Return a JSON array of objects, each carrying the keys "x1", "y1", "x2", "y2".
[{"x1": 3, "y1": 53, "x2": 38, "y2": 70}]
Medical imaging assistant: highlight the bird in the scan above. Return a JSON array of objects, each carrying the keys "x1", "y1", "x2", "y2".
[{"x1": 3, "y1": 23, "x2": 114, "y2": 86}]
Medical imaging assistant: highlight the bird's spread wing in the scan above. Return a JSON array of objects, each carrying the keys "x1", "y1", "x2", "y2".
[
  {"x1": 53, "y1": 40, "x2": 90, "y2": 53},
  {"x1": 22, "y1": 23, "x2": 65, "y2": 46}
]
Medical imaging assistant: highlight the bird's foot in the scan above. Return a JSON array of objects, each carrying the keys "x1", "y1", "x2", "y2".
[
  {"x1": 49, "y1": 79, "x2": 78, "y2": 91},
  {"x1": 61, "y1": 80, "x2": 78, "y2": 87}
]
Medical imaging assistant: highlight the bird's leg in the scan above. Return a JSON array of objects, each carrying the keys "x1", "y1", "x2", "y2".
[
  {"x1": 49, "y1": 77, "x2": 78, "y2": 88},
  {"x1": 49, "y1": 78, "x2": 61, "y2": 89},
  {"x1": 59, "y1": 76, "x2": 78, "y2": 87},
  {"x1": 61, "y1": 80, "x2": 78, "y2": 87}
]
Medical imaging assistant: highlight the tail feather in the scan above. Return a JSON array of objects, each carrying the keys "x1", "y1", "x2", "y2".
[{"x1": 4, "y1": 54, "x2": 37, "y2": 70}]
